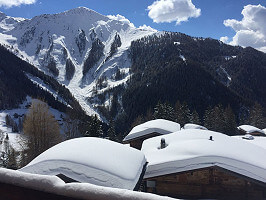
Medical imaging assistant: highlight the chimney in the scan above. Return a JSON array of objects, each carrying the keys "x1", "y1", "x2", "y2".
[{"x1": 161, "y1": 138, "x2": 166, "y2": 149}]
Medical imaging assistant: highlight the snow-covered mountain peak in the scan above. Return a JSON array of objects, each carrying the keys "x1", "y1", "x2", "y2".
[
  {"x1": 16, "y1": 7, "x2": 108, "y2": 32},
  {"x1": 0, "y1": 8, "x2": 156, "y2": 119},
  {"x1": 62, "y1": 7, "x2": 105, "y2": 18},
  {"x1": 32, "y1": 7, "x2": 110, "y2": 26}
]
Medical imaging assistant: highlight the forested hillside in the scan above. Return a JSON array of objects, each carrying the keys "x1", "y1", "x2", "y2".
[
  {"x1": 0, "y1": 45, "x2": 84, "y2": 116},
  {"x1": 222, "y1": 47, "x2": 266, "y2": 106},
  {"x1": 110, "y1": 32, "x2": 266, "y2": 137}
]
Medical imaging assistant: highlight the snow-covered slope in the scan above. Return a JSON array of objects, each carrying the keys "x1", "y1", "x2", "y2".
[{"x1": 0, "y1": 7, "x2": 156, "y2": 119}]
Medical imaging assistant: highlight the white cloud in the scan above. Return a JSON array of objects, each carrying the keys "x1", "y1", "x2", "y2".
[
  {"x1": 138, "y1": 24, "x2": 157, "y2": 32},
  {"x1": 222, "y1": 4, "x2": 266, "y2": 52},
  {"x1": 147, "y1": 0, "x2": 201, "y2": 24},
  {"x1": 107, "y1": 14, "x2": 135, "y2": 28},
  {"x1": 220, "y1": 36, "x2": 229, "y2": 43},
  {"x1": 0, "y1": 0, "x2": 36, "y2": 8}
]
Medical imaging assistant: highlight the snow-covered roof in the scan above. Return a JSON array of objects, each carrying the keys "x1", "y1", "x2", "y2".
[
  {"x1": 237, "y1": 125, "x2": 265, "y2": 134},
  {"x1": 0, "y1": 168, "x2": 175, "y2": 200},
  {"x1": 142, "y1": 129, "x2": 266, "y2": 183},
  {"x1": 233, "y1": 135, "x2": 266, "y2": 150},
  {"x1": 123, "y1": 119, "x2": 180, "y2": 142},
  {"x1": 183, "y1": 123, "x2": 208, "y2": 130},
  {"x1": 19, "y1": 137, "x2": 147, "y2": 190}
]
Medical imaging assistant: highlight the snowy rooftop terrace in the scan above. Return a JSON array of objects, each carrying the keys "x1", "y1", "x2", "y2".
[
  {"x1": 142, "y1": 129, "x2": 266, "y2": 183},
  {"x1": 123, "y1": 119, "x2": 180, "y2": 142},
  {"x1": 19, "y1": 137, "x2": 147, "y2": 190}
]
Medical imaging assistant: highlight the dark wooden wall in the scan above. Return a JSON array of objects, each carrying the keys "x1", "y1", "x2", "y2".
[
  {"x1": 144, "y1": 166, "x2": 266, "y2": 200},
  {"x1": 0, "y1": 182, "x2": 81, "y2": 200},
  {"x1": 127, "y1": 132, "x2": 162, "y2": 150}
]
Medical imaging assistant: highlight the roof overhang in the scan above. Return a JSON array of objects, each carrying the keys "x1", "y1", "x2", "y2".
[{"x1": 144, "y1": 155, "x2": 266, "y2": 184}]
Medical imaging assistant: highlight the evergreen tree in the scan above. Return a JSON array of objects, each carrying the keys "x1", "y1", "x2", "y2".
[
  {"x1": 85, "y1": 115, "x2": 103, "y2": 137},
  {"x1": 18, "y1": 149, "x2": 28, "y2": 168},
  {"x1": 204, "y1": 105, "x2": 224, "y2": 132},
  {"x1": 153, "y1": 102, "x2": 175, "y2": 122},
  {"x1": 6, "y1": 146, "x2": 18, "y2": 169},
  {"x1": 107, "y1": 119, "x2": 116, "y2": 141},
  {"x1": 246, "y1": 102, "x2": 266, "y2": 129},
  {"x1": 153, "y1": 101, "x2": 164, "y2": 119},
  {"x1": 3, "y1": 134, "x2": 9, "y2": 155},
  {"x1": 223, "y1": 105, "x2": 237, "y2": 135},
  {"x1": 181, "y1": 102, "x2": 192, "y2": 125},
  {"x1": 174, "y1": 101, "x2": 191, "y2": 126},
  {"x1": 190, "y1": 110, "x2": 201, "y2": 125},
  {"x1": 204, "y1": 104, "x2": 237, "y2": 135}
]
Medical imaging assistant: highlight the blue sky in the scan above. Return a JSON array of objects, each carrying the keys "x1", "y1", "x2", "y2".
[{"x1": 0, "y1": 0, "x2": 265, "y2": 51}]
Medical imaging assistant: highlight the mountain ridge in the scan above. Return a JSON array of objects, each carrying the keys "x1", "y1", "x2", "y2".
[{"x1": 0, "y1": 8, "x2": 265, "y2": 131}]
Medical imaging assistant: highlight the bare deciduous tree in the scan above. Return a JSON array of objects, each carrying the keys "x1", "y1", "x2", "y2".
[{"x1": 22, "y1": 99, "x2": 62, "y2": 164}]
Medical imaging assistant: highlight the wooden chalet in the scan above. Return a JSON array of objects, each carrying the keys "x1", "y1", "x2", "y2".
[
  {"x1": 123, "y1": 132, "x2": 162, "y2": 150},
  {"x1": 144, "y1": 166, "x2": 266, "y2": 200},
  {"x1": 237, "y1": 125, "x2": 265, "y2": 136},
  {"x1": 123, "y1": 119, "x2": 180, "y2": 150},
  {"x1": 141, "y1": 129, "x2": 266, "y2": 200}
]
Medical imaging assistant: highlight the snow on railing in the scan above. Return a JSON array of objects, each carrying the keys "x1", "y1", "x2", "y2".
[{"x1": 0, "y1": 168, "x2": 176, "y2": 200}]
